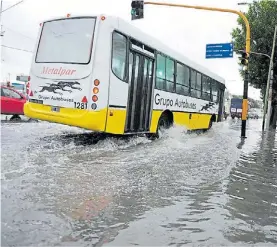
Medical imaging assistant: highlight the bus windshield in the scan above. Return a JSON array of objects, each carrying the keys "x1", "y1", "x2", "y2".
[{"x1": 36, "y1": 17, "x2": 96, "y2": 64}]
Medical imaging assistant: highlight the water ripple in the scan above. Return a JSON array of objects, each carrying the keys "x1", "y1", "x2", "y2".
[{"x1": 1, "y1": 119, "x2": 277, "y2": 246}]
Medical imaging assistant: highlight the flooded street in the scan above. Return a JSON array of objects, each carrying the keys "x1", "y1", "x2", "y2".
[{"x1": 1, "y1": 119, "x2": 277, "y2": 246}]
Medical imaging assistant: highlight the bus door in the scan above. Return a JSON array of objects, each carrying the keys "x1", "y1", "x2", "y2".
[{"x1": 125, "y1": 51, "x2": 154, "y2": 133}]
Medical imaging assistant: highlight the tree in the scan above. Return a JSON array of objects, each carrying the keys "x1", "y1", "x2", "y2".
[{"x1": 231, "y1": 0, "x2": 277, "y2": 101}]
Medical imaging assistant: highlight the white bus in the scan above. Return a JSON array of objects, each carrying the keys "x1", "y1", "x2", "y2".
[{"x1": 24, "y1": 14, "x2": 225, "y2": 136}]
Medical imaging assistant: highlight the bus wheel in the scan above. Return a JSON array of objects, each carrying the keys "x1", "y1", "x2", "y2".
[
  {"x1": 147, "y1": 112, "x2": 173, "y2": 140},
  {"x1": 157, "y1": 113, "x2": 173, "y2": 136}
]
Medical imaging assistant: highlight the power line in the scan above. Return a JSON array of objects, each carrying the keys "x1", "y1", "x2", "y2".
[
  {"x1": 1, "y1": 44, "x2": 32, "y2": 53},
  {"x1": 0, "y1": 0, "x2": 24, "y2": 14},
  {"x1": 3, "y1": 25, "x2": 36, "y2": 40}
]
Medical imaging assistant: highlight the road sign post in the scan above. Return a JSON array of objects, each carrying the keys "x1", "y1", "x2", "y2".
[{"x1": 205, "y1": 43, "x2": 234, "y2": 59}]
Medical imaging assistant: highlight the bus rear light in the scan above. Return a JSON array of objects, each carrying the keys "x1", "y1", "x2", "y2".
[
  {"x1": 93, "y1": 87, "x2": 99, "y2": 94},
  {"x1": 94, "y1": 79, "x2": 100, "y2": 86},
  {"x1": 91, "y1": 103, "x2": 97, "y2": 110},
  {"x1": 101, "y1": 16, "x2": 106, "y2": 21},
  {"x1": 92, "y1": 95, "x2": 98, "y2": 102},
  {"x1": 67, "y1": 13, "x2": 71, "y2": 18}
]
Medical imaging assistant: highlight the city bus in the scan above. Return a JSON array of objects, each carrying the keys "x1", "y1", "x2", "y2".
[{"x1": 24, "y1": 14, "x2": 225, "y2": 136}]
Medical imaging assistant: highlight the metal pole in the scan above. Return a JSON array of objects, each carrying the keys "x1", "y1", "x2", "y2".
[
  {"x1": 262, "y1": 52, "x2": 273, "y2": 130},
  {"x1": 265, "y1": 25, "x2": 277, "y2": 130},
  {"x1": 266, "y1": 70, "x2": 274, "y2": 128},
  {"x1": 241, "y1": 68, "x2": 249, "y2": 138}
]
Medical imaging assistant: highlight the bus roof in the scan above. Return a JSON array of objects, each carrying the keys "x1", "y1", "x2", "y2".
[{"x1": 41, "y1": 14, "x2": 225, "y2": 85}]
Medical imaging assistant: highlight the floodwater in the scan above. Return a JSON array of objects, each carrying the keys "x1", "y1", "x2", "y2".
[{"x1": 1, "y1": 119, "x2": 277, "y2": 246}]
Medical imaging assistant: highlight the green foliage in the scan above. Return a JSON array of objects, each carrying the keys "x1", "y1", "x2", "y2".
[
  {"x1": 231, "y1": 0, "x2": 277, "y2": 100},
  {"x1": 232, "y1": 94, "x2": 243, "y2": 99}
]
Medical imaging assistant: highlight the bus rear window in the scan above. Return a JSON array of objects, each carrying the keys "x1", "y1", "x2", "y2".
[{"x1": 36, "y1": 17, "x2": 96, "y2": 64}]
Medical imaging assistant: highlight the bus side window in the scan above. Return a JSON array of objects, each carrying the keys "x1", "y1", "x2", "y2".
[
  {"x1": 176, "y1": 63, "x2": 189, "y2": 96},
  {"x1": 196, "y1": 72, "x2": 202, "y2": 98},
  {"x1": 165, "y1": 57, "x2": 175, "y2": 93},
  {"x1": 156, "y1": 54, "x2": 166, "y2": 90},
  {"x1": 202, "y1": 76, "x2": 210, "y2": 101},
  {"x1": 112, "y1": 32, "x2": 127, "y2": 81},
  {"x1": 190, "y1": 69, "x2": 197, "y2": 98}
]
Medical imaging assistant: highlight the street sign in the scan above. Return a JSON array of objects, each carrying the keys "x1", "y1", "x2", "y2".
[{"x1": 205, "y1": 43, "x2": 233, "y2": 59}]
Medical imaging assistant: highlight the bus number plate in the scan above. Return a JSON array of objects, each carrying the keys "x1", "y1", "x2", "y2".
[
  {"x1": 74, "y1": 102, "x2": 88, "y2": 109},
  {"x1": 51, "y1": 106, "x2": 60, "y2": 112}
]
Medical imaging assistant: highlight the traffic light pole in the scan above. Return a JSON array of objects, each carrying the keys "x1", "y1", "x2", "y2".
[
  {"x1": 143, "y1": 1, "x2": 251, "y2": 138},
  {"x1": 241, "y1": 70, "x2": 249, "y2": 137},
  {"x1": 234, "y1": 49, "x2": 271, "y2": 131}
]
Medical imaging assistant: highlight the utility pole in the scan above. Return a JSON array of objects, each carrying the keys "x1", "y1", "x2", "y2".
[
  {"x1": 261, "y1": 46, "x2": 272, "y2": 130},
  {"x1": 265, "y1": 25, "x2": 277, "y2": 130}
]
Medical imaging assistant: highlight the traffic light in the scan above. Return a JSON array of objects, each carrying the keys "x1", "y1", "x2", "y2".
[
  {"x1": 131, "y1": 0, "x2": 144, "y2": 20},
  {"x1": 240, "y1": 50, "x2": 249, "y2": 66}
]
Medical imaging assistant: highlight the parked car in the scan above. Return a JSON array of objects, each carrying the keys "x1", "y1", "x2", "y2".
[{"x1": 1, "y1": 85, "x2": 27, "y2": 120}]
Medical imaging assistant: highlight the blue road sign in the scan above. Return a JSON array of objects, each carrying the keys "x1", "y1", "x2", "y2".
[{"x1": 205, "y1": 43, "x2": 233, "y2": 59}]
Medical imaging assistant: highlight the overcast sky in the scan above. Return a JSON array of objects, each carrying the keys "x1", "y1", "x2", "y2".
[{"x1": 0, "y1": 0, "x2": 261, "y2": 100}]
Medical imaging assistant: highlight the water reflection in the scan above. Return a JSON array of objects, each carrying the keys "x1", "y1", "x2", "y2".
[
  {"x1": 2, "y1": 120, "x2": 277, "y2": 246},
  {"x1": 224, "y1": 130, "x2": 277, "y2": 244}
]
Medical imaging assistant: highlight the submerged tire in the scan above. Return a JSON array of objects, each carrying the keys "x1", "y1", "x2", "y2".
[
  {"x1": 147, "y1": 113, "x2": 172, "y2": 140},
  {"x1": 158, "y1": 114, "x2": 171, "y2": 130},
  {"x1": 156, "y1": 114, "x2": 173, "y2": 137}
]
